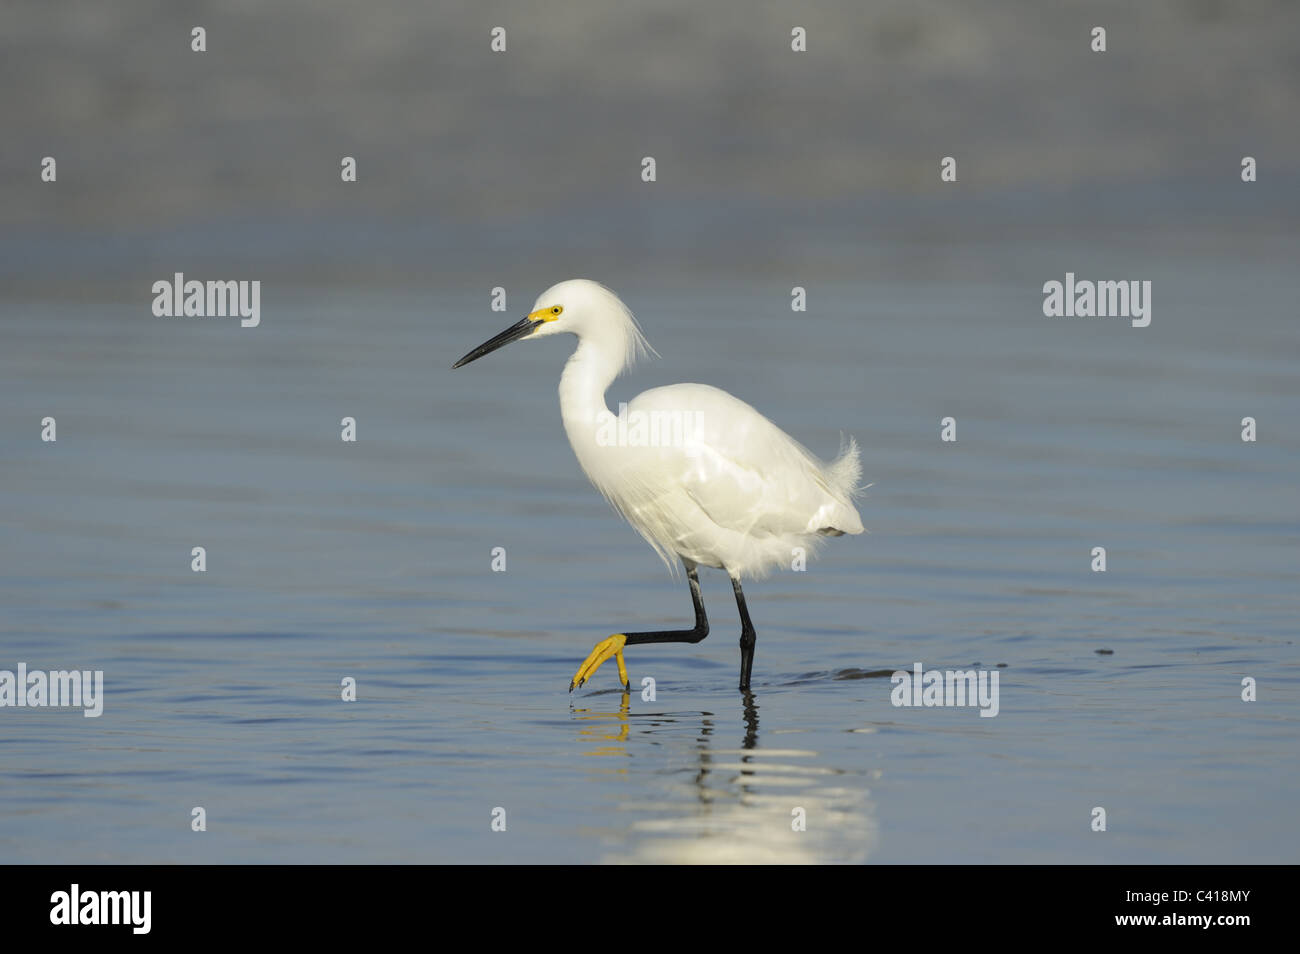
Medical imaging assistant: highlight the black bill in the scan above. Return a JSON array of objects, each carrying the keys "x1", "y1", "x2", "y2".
[{"x1": 452, "y1": 317, "x2": 538, "y2": 369}]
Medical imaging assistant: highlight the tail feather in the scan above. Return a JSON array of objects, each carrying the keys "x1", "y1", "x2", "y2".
[
  {"x1": 819, "y1": 435, "x2": 865, "y2": 536},
  {"x1": 827, "y1": 435, "x2": 863, "y2": 500}
]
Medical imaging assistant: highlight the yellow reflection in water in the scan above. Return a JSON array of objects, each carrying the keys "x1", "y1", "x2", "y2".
[{"x1": 573, "y1": 691, "x2": 631, "y2": 761}]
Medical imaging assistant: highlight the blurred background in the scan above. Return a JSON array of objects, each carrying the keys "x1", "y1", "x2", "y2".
[
  {"x1": 3, "y1": 0, "x2": 1298, "y2": 294},
  {"x1": 1, "y1": 1, "x2": 1297, "y2": 864}
]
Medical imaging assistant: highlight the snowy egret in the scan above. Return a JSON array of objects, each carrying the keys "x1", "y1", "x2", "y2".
[{"x1": 453, "y1": 280, "x2": 864, "y2": 691}]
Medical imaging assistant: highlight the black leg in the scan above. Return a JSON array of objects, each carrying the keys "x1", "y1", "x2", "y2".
[
  {"x1": 732, "y1": 575, "x2": 757, "y2": 690},
  {"x1": 623, "y1": 564, "x2": 710, "y2": 647},
  {"x1": 569, "y1": 563, "x2": 709, "y2": 691}
]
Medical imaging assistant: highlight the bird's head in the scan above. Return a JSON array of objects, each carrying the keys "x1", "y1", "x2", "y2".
[{"x1": 452, "y1": 279, "x2": 655, "y2": 370}]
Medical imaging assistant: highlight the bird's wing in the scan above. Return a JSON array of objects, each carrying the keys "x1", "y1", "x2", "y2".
[{"x1": 624, "y1": 384, "x2": 859, "y2": 538}]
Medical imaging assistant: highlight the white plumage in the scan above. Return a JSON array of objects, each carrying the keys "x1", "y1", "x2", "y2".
[
  {"x1": 540, "y1": 280, "x2": 864, "y2": 578},
  {"x1": 453, "y1": 278, "x2": 864, "y2": 690}
]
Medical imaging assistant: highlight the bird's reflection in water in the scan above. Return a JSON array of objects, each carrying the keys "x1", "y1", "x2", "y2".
[
  {"x1": 572, "y1": 688, "x2": 875, "y2": 863},
  {"x1": 573, "y1": 692, "x2": 632, "y2": 766}
]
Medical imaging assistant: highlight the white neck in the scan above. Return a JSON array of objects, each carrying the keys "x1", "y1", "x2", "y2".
[{"x1": 558, "y1": 334, "x2": 627, "y2": 468}]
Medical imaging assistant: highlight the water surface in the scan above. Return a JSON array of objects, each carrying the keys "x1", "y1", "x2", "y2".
[{"x1": 1, "y1": 243, "x2": 1297, "y2": 863}]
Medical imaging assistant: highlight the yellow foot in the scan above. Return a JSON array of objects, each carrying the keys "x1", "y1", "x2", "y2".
[{"x1": 569, "y1": 634, "x2": 629, "y2": 692}]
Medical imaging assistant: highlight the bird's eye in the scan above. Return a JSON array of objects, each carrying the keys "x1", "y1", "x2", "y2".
[{"x1": 551, "y1": 306, "x2": 562, "y2": 315}]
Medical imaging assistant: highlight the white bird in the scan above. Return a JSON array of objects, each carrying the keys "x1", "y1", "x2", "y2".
[{"x1": 453, "y1": 279, "x2": 864, "y2": 692}]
